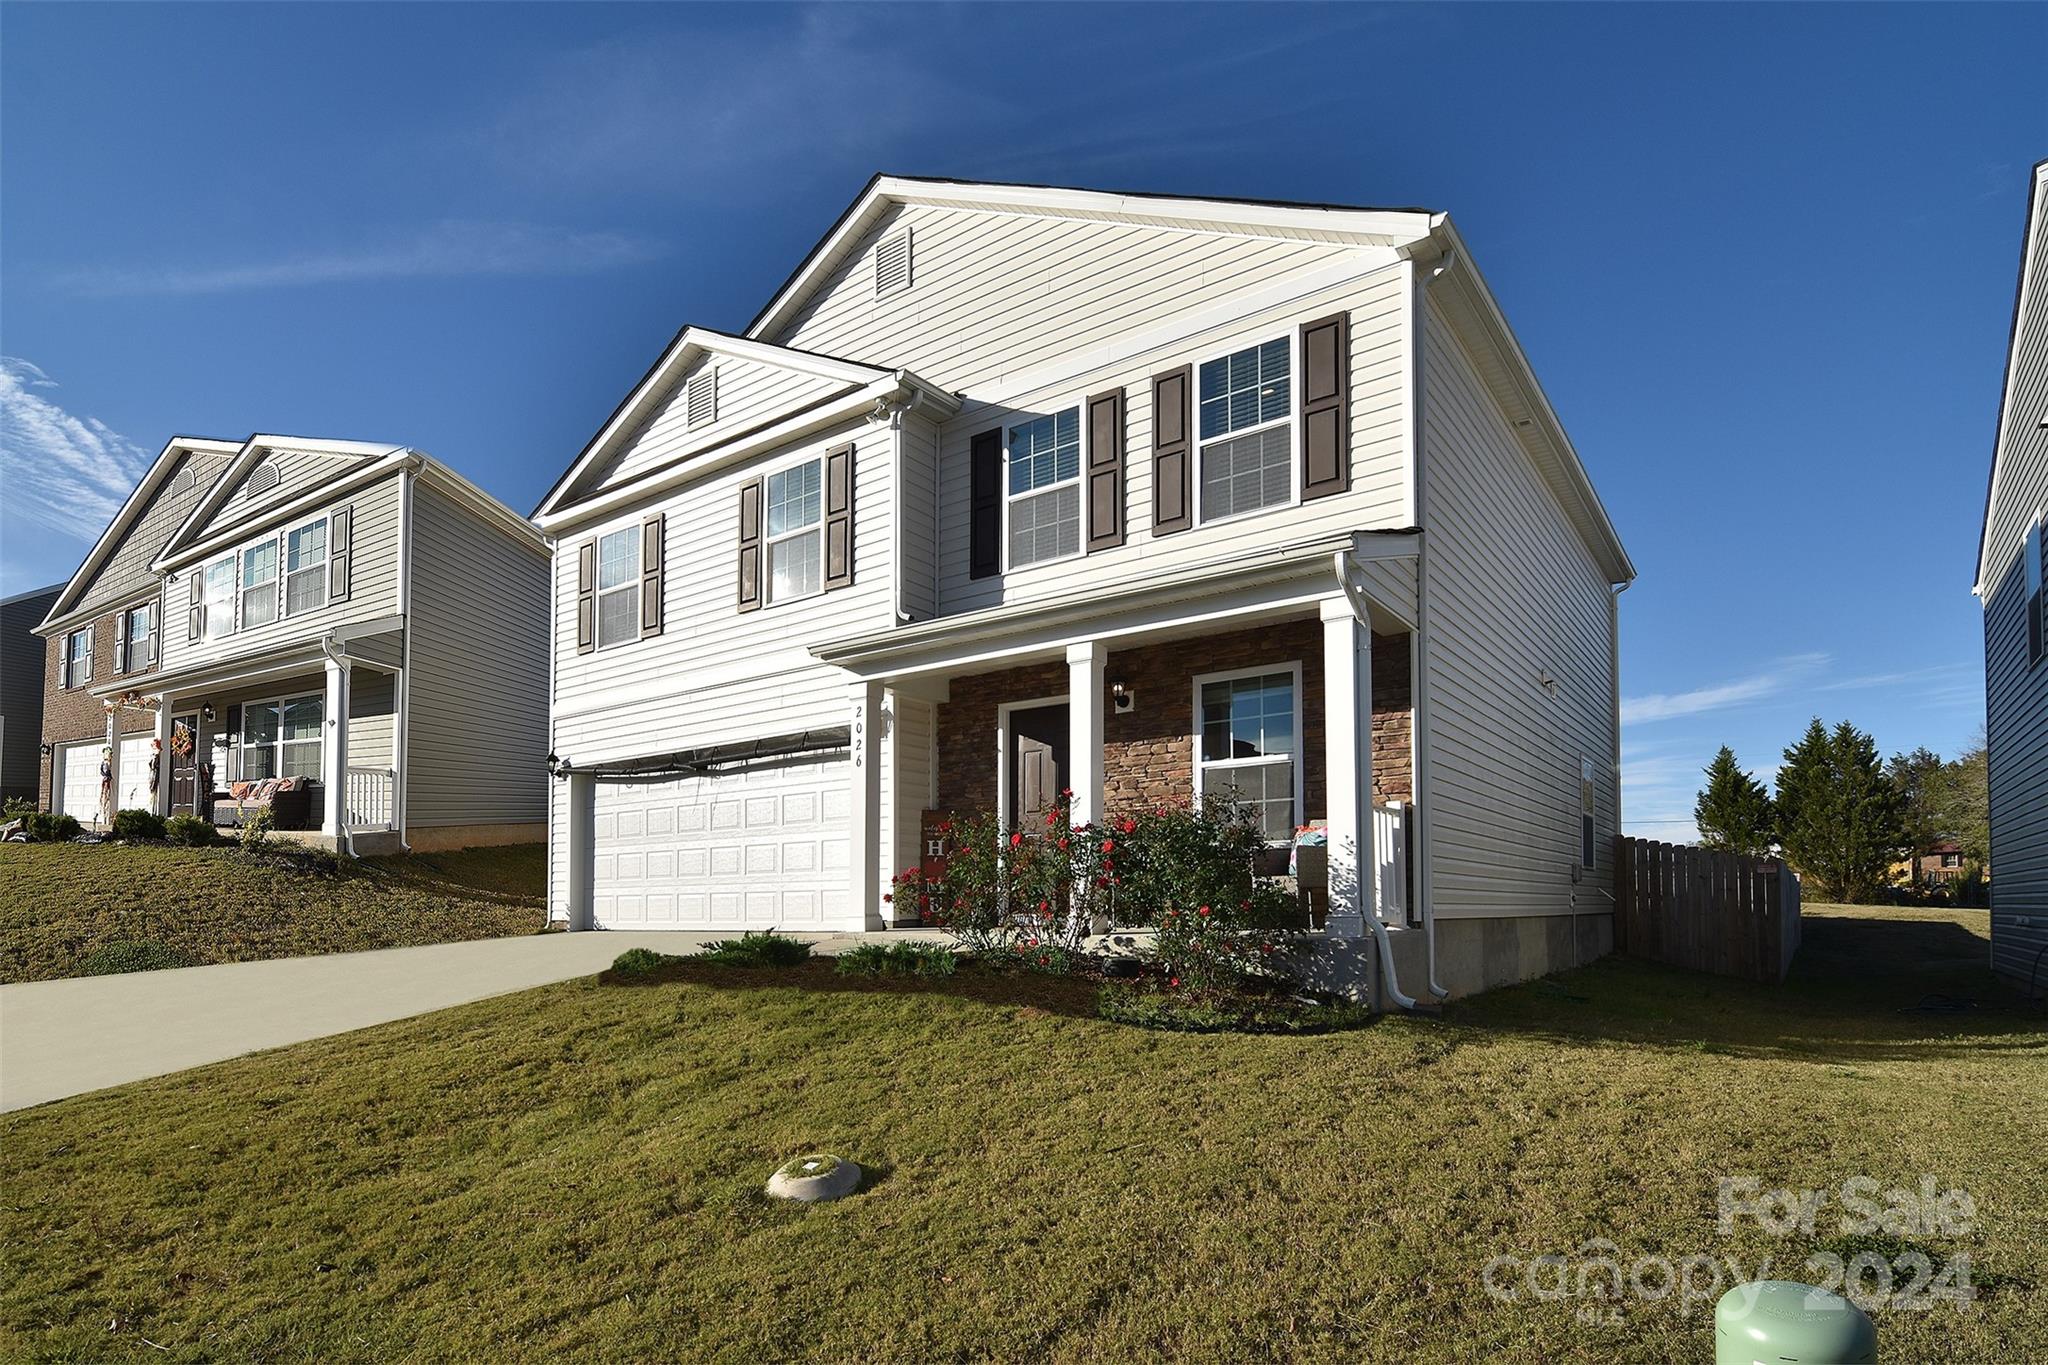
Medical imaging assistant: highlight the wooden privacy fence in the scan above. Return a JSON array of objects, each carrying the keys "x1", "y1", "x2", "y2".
[{"x1": 1613, "y1": 837, "x2": 1803, "y2": 983}]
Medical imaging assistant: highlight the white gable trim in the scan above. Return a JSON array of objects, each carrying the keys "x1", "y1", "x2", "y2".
[
  {"x1": 1976, "y1": 158, "x2": 2048, "y2": 596},
  {"x1": 533, "y1": 327, "x2": 897, "y2": 521},
  {"x1": 744, "y1": 175, "x2": 1441, "y2": 345},
  {"x1": 36, "y1": 436, "x2": 242, "y2": 634},
  {"x1": 157, "y1": 434, "x2": 407, "y2": 567}
]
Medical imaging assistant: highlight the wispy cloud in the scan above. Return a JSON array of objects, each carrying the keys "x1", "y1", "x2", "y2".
[
  {"x1": 0, "y1": 357, "x2": 153, "y2": 540},
  {"x1": 56, "y1": 220, "x2": 664, "y2": 297},
  {"x1": 1619, "y1": 653, "x2": 1829, "y2": 725}
]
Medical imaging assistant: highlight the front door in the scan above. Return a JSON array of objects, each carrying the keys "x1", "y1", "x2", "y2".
[
  {"x1": 170, "y1": 714, "x2": 198, "y2": 815},
  {"x1": 1006, "y1": 702, "x2": 1069, "y2": 831}
]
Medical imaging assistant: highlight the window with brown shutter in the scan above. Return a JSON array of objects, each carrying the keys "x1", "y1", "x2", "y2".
[
  {"x1": 1086, "y1": 388, "x2": 1125, "y2": 552},
  {"x1": 823, "y1": 443, "x2": 854, "y2": 590},
  {"x1": 969, "y1": 428, "x2": 1002, "y2": 578},
  {"x1": 187, "y1": 569, "x2": 203, "y2": 642},
  {"x1": 1299, "y1": 312, "x2": 1350, "y2": 500},
  {"x1": 575, "y1": 539, "x2": 597, "y2": 654},
  {"x1": 640, "y1": 513, "x2": 665, "y2": 636},
  {"x1": 113, "y1": 610, "x2": 128, "y2": 676},
  {"x1": 328, "y1": 505, "x2": 352, "y2": 604},
  {"x1": 737, "y1": 477, "x2": 764, "y2": 612},
  {"x1": 1151, "y1": 367, "x2": 1192, "y2": 535}
]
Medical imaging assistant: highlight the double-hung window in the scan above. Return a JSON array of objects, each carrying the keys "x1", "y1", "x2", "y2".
[
  {"x1": 1196, "y1": 337, "x2": 1292, "y2": 522},
  {"x1": 595, "y1": 527, "x2": 640, "y2": 649},
  {"x1": 1006, "y1": 408, "x2": 1081, "y2": 568},
  {"x1": 285, "y1": 518, "x2": 328, "y2": 615},
  {"x1": 122, "y1": 602, "x2": 154, "y2": 671},
  {"x1": 765, "y1": 459, "x2": 823, "y2": 603},
  {"x1": 240, "y1": 693, "x2": 323, "y2": 781},
  {"x1": 1193, "y1": 664, "x2": 1300, "y2": 841},
  {"x1": 240, "y1": 539, "x2": 279, "y2": 629},
  {"x1": 203, "y1": 556, "x2": 236, "y2": 638},
  {"x1": 62, "y1": 627, "x2": 91, "y2": 688}
]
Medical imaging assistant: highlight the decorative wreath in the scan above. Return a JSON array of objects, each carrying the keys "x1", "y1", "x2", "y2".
[{"x1": 169, "y1": 724, "x2": 195, "y2": 759}]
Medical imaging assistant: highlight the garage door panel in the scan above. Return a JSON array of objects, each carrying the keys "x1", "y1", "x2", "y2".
[
  {"x1": 56, "y1": 742, "x2": 101, "y2": 824},
  {"x1": 590, "y1": 757, "x2": 850, "y2": 931}
]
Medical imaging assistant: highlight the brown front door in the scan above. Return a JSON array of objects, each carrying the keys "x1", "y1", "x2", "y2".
[
  {"x1": 1007, "y1": 703, "x2": 1069, "y2": 830},
  {"x1": 170, "y1": 715, "x2": 199, "y2": 815}
]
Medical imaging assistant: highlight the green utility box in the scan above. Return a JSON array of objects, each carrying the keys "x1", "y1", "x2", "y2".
[{"x1": 1715, "y1": 1281, "x2": 1877, "y2": 1363}]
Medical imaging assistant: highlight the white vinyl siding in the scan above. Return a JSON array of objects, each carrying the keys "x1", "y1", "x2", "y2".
[
  {"x1": 189, "y1": 449, "x2": 373, "y2": 544},
  {"x1": 1418, "y1": 299, "x2": 1618, "y2": 921},
  {"x1": 1982, "y1": 169, "x2": 2048, "y2": 986},
  {"x1": 595, "y1": 353, "x2": 853, "y2": 491}
]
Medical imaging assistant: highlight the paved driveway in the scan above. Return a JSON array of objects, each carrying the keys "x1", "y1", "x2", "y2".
[{"x1": 0, "y1": 930, "x2": 892, "y2": 1112}]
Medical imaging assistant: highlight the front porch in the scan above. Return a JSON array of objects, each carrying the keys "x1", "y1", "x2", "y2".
[{"x1": 99, "y1": 626, "x2": 407, "y2": 848}]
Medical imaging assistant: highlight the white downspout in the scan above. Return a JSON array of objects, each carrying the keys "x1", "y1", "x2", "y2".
[
  {"x1": 1333, "y1": 551, "x2": 1419, "y2": 1013},
  {"x1": 392, "y1": 462, "x2": 416, "y2": 853},
  {"x1": 1414, "y1": 251, "x2": 1452, "y2": 1000}
]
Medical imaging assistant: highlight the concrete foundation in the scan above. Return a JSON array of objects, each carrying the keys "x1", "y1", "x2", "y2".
[
  {"x1": 402, "y1": 822, "x2": 546, "y2": 852},
  {"x1": 1296, "y1": 911, "x2": 1615, "y2": 1010}
]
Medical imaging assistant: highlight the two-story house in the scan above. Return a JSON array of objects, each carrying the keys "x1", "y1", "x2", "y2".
[
  {"x1": 1976, "y1": 158, "x2": 2048, "y2": 992},
  {"x1": 34, "y1": 436, "x2": 243, "y2": 825},
  {"x1": 2, "y1": 582, "x2": 63, "y2": 805},
  {"x1": 535, "y1": 177, "x2": 1635, "y2": 1002},
  {"x1": 39, "y1": 433, "x2": 553, "y2": 853}
]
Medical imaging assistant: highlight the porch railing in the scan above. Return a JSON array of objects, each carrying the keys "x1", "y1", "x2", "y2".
[
  {"x1": 346, "y1": 766, "x2": 396, "y2": 831},
  {"x1": 1373, "y1": 800, "x2": 1410, "y2": 923}
]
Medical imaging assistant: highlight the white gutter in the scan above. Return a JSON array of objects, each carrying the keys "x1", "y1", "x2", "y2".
[
  {"x1": 1415, "y1": 252, "x2": 1451, "y2": 1000},
  {"x1": 1334, "y1": 550, "x2": 1419, "y2": 1013}
]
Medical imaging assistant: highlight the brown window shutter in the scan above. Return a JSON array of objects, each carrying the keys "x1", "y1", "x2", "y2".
[
  {"x1": 187, "y1": 570, "x2": 202, "y2": 642},
  {"x1": 639, "y1": 513, "x2": 665, "y2": 636},
  {"x1": 969, "y1": 427, "x2": 1002, "y2": 579},
  {"x1": 329, "y1": 505, "x2": 353, "y2": 604},
  {"x1": 82, "y1": 623, "x2": 94, "y2": 682},
  {"x1": 575, "y1": 540, "x2": 597, "y2": 654},
  {"x1": 1151, "y1": 366, "x2": 1192, "y2": 535},
  {"x1": 823, "y1": 443, "x2": 855, "y2": 591},
  {"x1": 146, "y1": 599, "x2": 159, "y2": 667},
  {"x1": 1299, "y1": 311, "x2": 1350, "y2": 500},
  {"x1": 737, "y1": 478, "x2": 764, "y2": 612},
  {"x1": 1086, "y1": 388, "x2": 1125, "y2": 553},
  {"x1": 113, "y1": 610, "x2": 128, "y2": 675}
]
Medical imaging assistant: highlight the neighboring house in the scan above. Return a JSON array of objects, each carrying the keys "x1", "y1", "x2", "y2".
[
  {"x1": 1891, "y1": 841, "x2": 1977, "y2": 887},
  {"x1": 1, "y1": 583, "x2": 62, "y2": 804},
  {"x1": 38, "y1": 433, "x2": 552, "y2": 853},
  {"x1": 535, "y1": 176, "x2": 1635, "y2": 1002},
  {"x1": 33, "y1": 437, "x2": 244, "y2": 826},
  {"x1": 1976, "y1": 157, "x2": 2048, "y2": 993}
]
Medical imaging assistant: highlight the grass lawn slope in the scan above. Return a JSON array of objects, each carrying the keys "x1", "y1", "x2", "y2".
[
  {"x1": 0, "y1": 842, "x2": 546, "y2": 983},
  {"x1": 2, "y1": 905, "x2": 2042, "y2": 1361}
]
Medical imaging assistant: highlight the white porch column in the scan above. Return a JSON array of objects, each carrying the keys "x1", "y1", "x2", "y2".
[
  {"x1": 321, "y1": 656, "x2": 350, "y2": 836},
  {"x1": 153, "y1": 702, "x2": 175, "y2": 816},
  {"x1": 847, "y1": 678, "x2": 886, "y2": 931},
  {"x1": 1321, "y1": 597, "x2": 1376, "y2": 937},
  {"x1": 101, "y1": 708, "x2": 117, "y2": 829},
  {"x1": 1066, "y1": 641, "x2": 1106, "y2": 828},
  {"x1": 565, "y1": 770, "x2": 595, "y2": 931}
]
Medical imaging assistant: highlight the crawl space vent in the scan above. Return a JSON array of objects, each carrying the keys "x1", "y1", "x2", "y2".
[{"x1": 874, "y1": 228, "x2": 912, "y2": 298}]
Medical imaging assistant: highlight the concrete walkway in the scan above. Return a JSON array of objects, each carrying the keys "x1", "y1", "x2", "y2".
[{"x1": 0, "y1": 930, "x2": 905, "y2": 1113}]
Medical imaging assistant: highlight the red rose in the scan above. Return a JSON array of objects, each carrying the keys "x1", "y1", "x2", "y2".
[
  {"x1": 1057, "y1": 837, "x2": 1069, "y2": 850},
  {"x1": 1169, "y1": 977, "x2": 1180, "y2": 988},
  {"x1": 1101, "y1": 838, "x2": 1115, "y2": 853},
  {"x1": 1037, "y1": 899, "x2": 1049, "y2": 912},
  {"x1": 1011, "y1": 832, "x2": 1023, "y2": 848},
  {"x1": 1198, "y1": 905, "x2": 1211, "y2": 917}
]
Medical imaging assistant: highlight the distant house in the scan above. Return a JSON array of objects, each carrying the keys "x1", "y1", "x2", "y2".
[
  {"x1": 1975, "y1": 158, "x2": 2048, "y2": 990},
  {"x1": 533, "y1": 175, "x2": 1635, "y2": 1003},
  {"x1": 0, "y1": 583, "x2": 62, "y2": 803},
  {"x1": 1891, "y1": 840, "x2": 1978, "y2": 887}
]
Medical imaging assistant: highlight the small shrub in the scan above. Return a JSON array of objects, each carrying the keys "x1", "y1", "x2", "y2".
[
  {"x1": 237, "y1": 806, "x2": 273, "y2": 851},
  {"x1": 1097, "y1": 982, "x2": 1374, "y2": 1035},
  {"x1": 23, "y1": 811, "x2": 81, "y2": 843},
  {"x1": 164, "y1": 814, "x2": 220, "y2": 847},
  {"x1": 2, "y1": 796, "x2": 35, "y2": 820},
  {"x1": 610, "y1": 947, "x2": 674, "y2": 977},
  {"x1": 78, "y1": 939, "x2": 194, "y2": 976},
  {"x1": 985, "y1": 940, "x2": 1083, "y2": 975},
  {"x1": 834, "y1": 940, "x2": 959, "y2": 978},
  {"x1": 110, "y1": 808, "x2": 167, "y2": 842},
  {"x1": 699, "y1": 929, "x2": 811, "y2": 967}
]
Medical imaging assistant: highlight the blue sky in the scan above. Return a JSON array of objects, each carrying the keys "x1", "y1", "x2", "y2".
[{"x1": 3, "y1": 3, "x2": 2041, "y2": 836}]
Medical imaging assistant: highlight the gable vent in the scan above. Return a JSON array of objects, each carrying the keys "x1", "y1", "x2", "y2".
[
  {"x1": 243, "y1": 459, "x2": 280, "y2": 500},
  {"x1": 687, "y1": 368, "x2": 718, "y2": 430},
  {"x1": 169, "y1": 467, "x2": 194, "y2": 496},
  {"x1": 874, "y1": 227, "x2": 912, "y2": 298}
]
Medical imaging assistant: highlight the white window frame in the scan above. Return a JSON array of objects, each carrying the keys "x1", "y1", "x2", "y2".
[
  {"x1": 1192, "y1": 331, "x2": 1298, "y2": 528},
  {"x1": 281, "y1": 514, "x2": 330, "y2": 618},
  {"x1": 239, "y1": 535, "x2": 281, "y2": 630},
  {"x1": 763, "y1": 455, "x2": 825, "y2": 607},
  {"x1": 1190, "y1": 660, "x2": 1304, "y2": 845},
  {"x1": 62, "y1": 626, "x2": 92, "y2": 689},
  {"x1": 237, "y1": 691, "x2": 324, "y2": 783},
  {"x1": 1002, "y1": 401, "x2": 1086, "y2": 573},
  {"x1": 593, "y1": 525, "x2": 641, "y2": 651},
  {"x1": 121, "y1": 601, "x2": 154, "y2": 672},
  {"x1": 203, "y1": 554, "x2": 237, "y2": 639}
]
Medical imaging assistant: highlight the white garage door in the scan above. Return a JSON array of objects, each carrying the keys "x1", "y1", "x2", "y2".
[
  {"x1": 590, "y1": 758, "x2": 852, "y2": 930},
  {"x1": 115, "y1": 735, "x2": 153, "y2": 814},
  {"x1": 54, "y1": 741, "x2": 104, "y2": 825}
]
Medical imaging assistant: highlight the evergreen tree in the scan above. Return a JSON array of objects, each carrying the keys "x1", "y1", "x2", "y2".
[
  {"x1": 1775, "y1": 718, "x2": 1906, "y2": 904},
  {"x1": 1693, "y1": 746, "x2": 1776, "y2": 858},
  {"x1": 1885, "y1": 746, "x2": 1947, "y2": 887}
]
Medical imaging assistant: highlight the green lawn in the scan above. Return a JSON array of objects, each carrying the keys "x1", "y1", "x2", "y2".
[
  {"x1": 2, "y1": 905, "x2": 2042, "y2": 1361},
  {"x1": 0, "y1": 842, "x2": 547, "y2": 983}
]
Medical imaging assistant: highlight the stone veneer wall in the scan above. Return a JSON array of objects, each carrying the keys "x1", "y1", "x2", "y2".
[{"x1": 933, "y1": 618, "x2": 1412, "y2": 820}]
